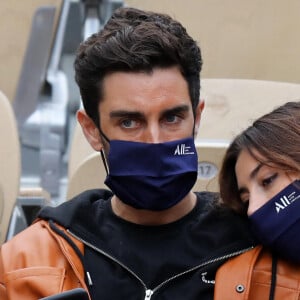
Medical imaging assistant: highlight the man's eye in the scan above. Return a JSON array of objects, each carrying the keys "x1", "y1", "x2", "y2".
[
  {"x1": 262, "y1": 173, "x2": 278, "y2": 187},
  {"x1": 165, "y1": 114, "x2": 180, "y2": 123},
  {"x1": 121, "y1": 119, "x2": 137, "y2": 128}
]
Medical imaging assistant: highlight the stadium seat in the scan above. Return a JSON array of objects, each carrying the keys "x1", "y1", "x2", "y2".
[
  {"x1": 0, "y1": 91, "x2": 21, "y2": 244},
  {"x1": 67, "y1": 152, "x2": 104, "y2": 199},
  {"x1": 198, "y1": 78, "x2": 300, "y2": 140},
  {"x1": 68, "y1": 122, "x2": 95, "y2": 183},
  {"x1": 0, "y1": 91, "x2": 51, "y2": 244}
]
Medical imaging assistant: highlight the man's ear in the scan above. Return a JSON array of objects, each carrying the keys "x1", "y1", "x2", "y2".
[
  {"x1": 77, "y1": 110, "x2": 103, "y2": 151},
  {"x1": 194, "y1": 99, "x2": 205, "y2": 137}
]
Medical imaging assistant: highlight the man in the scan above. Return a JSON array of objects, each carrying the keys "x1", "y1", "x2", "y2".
[{"x1": 0, "y1": 7, "x2": 255, "y2": 300}]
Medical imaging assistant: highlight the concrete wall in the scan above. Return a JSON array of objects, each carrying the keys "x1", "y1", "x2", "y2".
[
  {"x1": 1, "y1": 0, "x2": 300, "y2": 102},
  {"x1": 127, "y1": 0, "x2": 300, "y2": 82}
]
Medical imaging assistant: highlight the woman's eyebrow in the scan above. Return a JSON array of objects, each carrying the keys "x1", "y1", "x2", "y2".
[
  {"x1": 237, "y1": 163, "x2": 263, "y2": 195},
  {"x1": 250, "y1": 163, "x2": 263, "y2": 180}
]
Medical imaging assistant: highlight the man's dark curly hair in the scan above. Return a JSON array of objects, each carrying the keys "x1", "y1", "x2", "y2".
[{"x1": 74, "y1": 7, "x2": 203, "y2": 127}]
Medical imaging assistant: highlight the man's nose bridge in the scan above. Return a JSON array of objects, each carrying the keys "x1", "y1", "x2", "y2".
[{"x1": 145, "y1": 122, "x2": 161, "y2": 143}]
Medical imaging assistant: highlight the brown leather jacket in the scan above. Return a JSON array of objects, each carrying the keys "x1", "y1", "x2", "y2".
[
  {"x1": 1, "y1": 220, "x2": 300, "y2": 300},
  {"x1": 0, "y1": 220, "x2": 89, "y2": 300},
  {"x1": 215, "y1": 245, "x2": 300, "y2": 300}
]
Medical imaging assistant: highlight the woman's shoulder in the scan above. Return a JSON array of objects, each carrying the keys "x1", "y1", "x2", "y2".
[{"x1": 215, "y1": 246, "x2": 300, "y2": 300}]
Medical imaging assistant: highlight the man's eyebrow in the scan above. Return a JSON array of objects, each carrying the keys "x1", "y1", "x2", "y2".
[
  {"x1": 160, "y1": 105, "x2": 190, "y2": 117},
  {"x1": 109, "y1": 105, "x2": 190, "y2": 119},
  {"x1": 109, "y1": 110, "x2": 145, "y2": 119}
]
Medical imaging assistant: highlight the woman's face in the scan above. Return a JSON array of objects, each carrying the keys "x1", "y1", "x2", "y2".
[{"x1": 235, "y1": 149, "x2": 299, "y2": 216}]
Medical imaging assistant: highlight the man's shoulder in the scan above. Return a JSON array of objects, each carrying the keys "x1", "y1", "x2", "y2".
[
  {"x1": 1, "y1": 189, "x2": 111, "y2": 256},
  {"x1": 0, "y1": 220, "x2": 57, "y2": 268},
  {"x1": 194, "y1": 191, "x2": 234, "y2": 219},
  {"x1": 194, "y1": 191, "x2": 255, "y2": 246},
  {"x1": 194, "y1": 191, "x2": 219, "y2": 206},
  {"x1": 37, "y1": 188, "x2": 113, "y2": 228},
  {"x1": 194, "y1": 191, "x2": 244, "y2": 220}
]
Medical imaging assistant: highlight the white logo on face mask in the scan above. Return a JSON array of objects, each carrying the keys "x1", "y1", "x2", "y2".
[
  {"x1": 174, "y1": 144, "x2": 195, "y2": 155},
  {"x1": 275, "y1": 191, "x2": 300, "y2": 213}
]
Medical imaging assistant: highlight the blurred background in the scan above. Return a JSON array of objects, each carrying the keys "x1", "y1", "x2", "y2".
[{"x1": 1, "y1": 0, "x2": 300, "y2": 102}]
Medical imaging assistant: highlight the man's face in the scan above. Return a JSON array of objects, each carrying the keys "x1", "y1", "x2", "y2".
[{"x1": 98, "y1": 66, "x2": 201, "y2": 150}]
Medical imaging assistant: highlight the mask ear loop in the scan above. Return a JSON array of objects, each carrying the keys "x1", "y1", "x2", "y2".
[
  {"x1": 97, "y1": 126, "x2": 111, "y2": 175},
  {"x1": 100, "y1": 149, "x2": 109, "y2": 175}
]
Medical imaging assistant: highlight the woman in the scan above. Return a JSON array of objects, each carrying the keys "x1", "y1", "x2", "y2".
[{"x1": 214, "y1": 101, "x2": 300, "y2": 300}]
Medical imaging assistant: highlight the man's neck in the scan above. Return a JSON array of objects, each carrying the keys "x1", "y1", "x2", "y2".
[{"x1": 111, "y1": 192, "x2": 197, "y2": 225}]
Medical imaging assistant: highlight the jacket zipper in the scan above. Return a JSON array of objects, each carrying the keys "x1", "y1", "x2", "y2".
[{"x1": 68, "y1": 230, "x2": 253, "y2": 300}]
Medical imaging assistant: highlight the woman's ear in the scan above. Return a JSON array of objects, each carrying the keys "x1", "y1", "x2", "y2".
[
  {"x1": 194, "y1": 99, "x2": 205, "y2": 137},
  {"x1": 77, "y1": 110, "x2": 103, "y2": 151}
]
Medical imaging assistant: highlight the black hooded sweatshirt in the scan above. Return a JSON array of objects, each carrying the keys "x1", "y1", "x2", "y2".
[{"x1": 38, "y1": 189, "x2": 256, "y2": 300}]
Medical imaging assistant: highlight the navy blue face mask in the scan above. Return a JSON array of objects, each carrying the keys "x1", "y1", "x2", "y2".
[
  {"x1": 249, "y1": 180, "x2": 300, "y2": 263},
  {"x1": 101, "y1": 137, "x2": 198, "y2": 211}
]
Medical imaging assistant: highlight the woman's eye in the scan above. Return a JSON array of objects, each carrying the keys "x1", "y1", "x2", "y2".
[{"x1": 262, "y1": 173, "x2": 278, "y2": 187}]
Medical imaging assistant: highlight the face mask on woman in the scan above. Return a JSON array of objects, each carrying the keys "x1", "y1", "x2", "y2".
[{"x1": 249, "y1": 180, "x2": 300, "y2": 263}]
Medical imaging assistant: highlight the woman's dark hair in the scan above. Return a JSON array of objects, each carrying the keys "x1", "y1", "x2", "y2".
[
  {"x1": 74, "y1": 7, "x2": 202, "y2": 127},
  {"x1": 219, "y1": 101, "x2": 300, "y2": 214}
]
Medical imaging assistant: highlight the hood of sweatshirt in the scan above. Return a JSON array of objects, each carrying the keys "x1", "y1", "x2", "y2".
[
  {"x1": 38, "y1": 189, "x2": 113, "y2": 233},
  {"x1": 38, "y1": 188, "x2": 256, "y2": 251}
]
